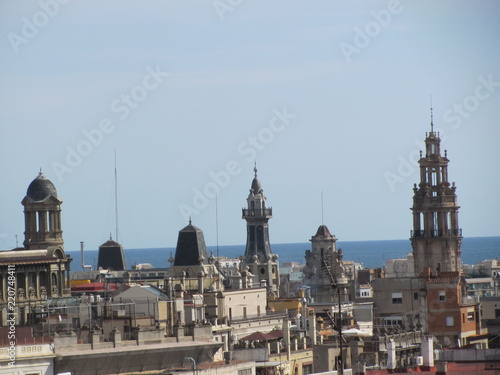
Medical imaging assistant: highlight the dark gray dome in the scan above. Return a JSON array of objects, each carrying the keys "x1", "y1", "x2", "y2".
[
  {"x1": 251, "y1": 177, "x2": 262, "y2": 194},
  {"x1": 26, "y1": 171, "x2": 57, "y2": 201}
]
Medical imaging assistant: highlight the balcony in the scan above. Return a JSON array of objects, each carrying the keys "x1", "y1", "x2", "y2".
[
  {"x1": 410, "y1": 228, "x2": 462, "y2": 238},
  {"x1": 242, "y1": 208, "x2": 272, "y2": 217},
  {"x1": 462, "y1": 295, "x2": 479, "y2": 305},
  {"x1": 414, "y1": 196, "x2": 457, "y2": 206}
]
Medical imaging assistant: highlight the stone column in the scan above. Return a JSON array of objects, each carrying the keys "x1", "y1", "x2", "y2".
[
  {"x1": 241, "y1": 270, "x2": 248, "y2": 289},
  {"x1": 39, "y1": 211, "x2": 47, "y2": 235},
  {"x1": 24, "y1": 273, "x2": 29, "y2": 299},
  {"x1": 58, "y1": 261, "x2": 63, "y2": 296},
  {"x1": 197, "y1": 271, "x2": 205, "y2": 294},
  {"x1": 217, "y1": 291, "x2": 225, "y2": 322},
  {"x1": 387, "y1": 338, "x2": 396, "y2": 370},
  {"x1": 283, "y1": 318, "x2": 291, "y2": 361},
  {"x1": 174, "y1": 284, "x2": 185, "y2": 326},
  {"x1": 2, "y1": 274, "x2": 6, "y2": 302},
  {"x1": 24, "y1": 211, "x2": 31, "y2": 244},
  {"x1": 422, "y1": 335, "x2": 434, "y2": 368},
  {"x1": 308, "y1": 313, "x2": 317, "y2": 346},
  {"x1": 49, "y1": 211, "x2": 55, "y2": 233},
  {"x1": 111, "y1": 327, "x2": 121, "y2": 348},
  {"x1": 36, "y1": 271, "x2": 40, "y2": 298}
]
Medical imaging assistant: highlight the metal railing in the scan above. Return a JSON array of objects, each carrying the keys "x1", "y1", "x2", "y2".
[
  {"x1": 230, "y1": 310, "x2": 285, "y2": 322},
  {"x1": 242, "y1": 208, "x2": 272, "y2": 217}
]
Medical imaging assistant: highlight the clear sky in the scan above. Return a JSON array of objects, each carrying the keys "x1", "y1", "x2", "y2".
[{"x1": 1, "y1": 1, "x2": 499, "y2": 252}]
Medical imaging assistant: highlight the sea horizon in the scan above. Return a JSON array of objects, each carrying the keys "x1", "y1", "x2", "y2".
[{"x1": 67, "y1": 236, "x2": 500, "y2": 273}]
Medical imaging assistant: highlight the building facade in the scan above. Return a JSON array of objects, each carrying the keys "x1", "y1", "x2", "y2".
[{"x1": 0, "y1": 172, "x2": 72, "y2": 327}]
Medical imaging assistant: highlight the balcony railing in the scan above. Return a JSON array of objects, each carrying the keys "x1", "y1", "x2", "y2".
[
  {"x1": 242, "y1": 208, "x2": 272, "y2": 217},
  {"x1": 414, "y1": 196, "x2": 457, "y2": 205},
  {"x1": 230, "y1": 310, "x2": 285, "y2": 322},
  {"x1": 462, "y1": 295, "x2": 479, "y2": 305},
  {"x1": 410, "y1": 228, "x2": 462, "y2": 238}
]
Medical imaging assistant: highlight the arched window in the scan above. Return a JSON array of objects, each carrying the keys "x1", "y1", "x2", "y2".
[{"x1": 53, "y1": 249, "x2": 64, "y2": 259}]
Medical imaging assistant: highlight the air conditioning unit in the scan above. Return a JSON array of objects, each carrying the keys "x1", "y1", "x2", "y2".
[
  {"x1": 415, "y1": 356, "x2": 423, "y2": 366},
  {"x1": 113, "y1": 310, "x2": 126, "y2": 317}
]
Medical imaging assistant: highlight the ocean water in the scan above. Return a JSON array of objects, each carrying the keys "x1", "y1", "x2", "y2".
[{"x1": 67, "y1": 236, "x2": 499, "y2": 272}]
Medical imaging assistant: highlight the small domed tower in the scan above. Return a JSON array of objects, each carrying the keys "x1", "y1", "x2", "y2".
[{"x1": 22, "y1": 170, "x2": 64, "y2": 250}]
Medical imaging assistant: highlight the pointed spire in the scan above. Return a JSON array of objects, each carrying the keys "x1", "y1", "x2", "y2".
[{"x1": 254, "y1": 161, "x2": 258, "y2": 178}]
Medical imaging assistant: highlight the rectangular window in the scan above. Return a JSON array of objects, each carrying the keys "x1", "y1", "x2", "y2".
[
  {"x1": 392, "y1": 292, "x2": 403, "y2": 304},
  {"x1": 446, "y1": 316, "x2": 454, "y2": 327},
  {"x1": 439, "y1": 291, "x2": 446, "y2": 302},
  {"x1": 467, "y1": 311, "x2": 474, "y2": 322},
  {"x1": 495, "y1": 309, "x2": 500, "y2": 319},
  {"x1": 302, "y1": 364, "x2": 313, "y2": 375},
  {"x1": 383, "y1": 316, "x2": 403, "y2": 326},
  {"x1": 413, "y1": 292, "x2": 419, "y2": 300}
]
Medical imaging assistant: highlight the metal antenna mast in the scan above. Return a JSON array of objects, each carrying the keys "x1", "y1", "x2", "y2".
[
  {"x1": 114, "y1": 150, "x2": 119, "y2": 242},
  {"x1": 321, "y1": 191, "x2": 324, "y2": 226},
  {"x1": 216, "y1": 194, "x2": 219, "y2": 259}
]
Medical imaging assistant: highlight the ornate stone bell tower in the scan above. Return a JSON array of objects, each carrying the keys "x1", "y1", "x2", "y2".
[{"x1": 410, "y1": 113, "x2": 462, "y2": 276}]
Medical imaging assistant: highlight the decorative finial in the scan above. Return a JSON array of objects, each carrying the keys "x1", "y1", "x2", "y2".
[
  {"x1": 430, "y1": 95, "x2": 434, "y2": 133},
  {"x1": 254, "y1": 161, "x2": 258, "y2": 178},
  {"x1": 189, "y1": 217, "x2": 192, "y2": 225},
  {"x1": 109, "y1": 233, "x2": 112, "y2": 240}
]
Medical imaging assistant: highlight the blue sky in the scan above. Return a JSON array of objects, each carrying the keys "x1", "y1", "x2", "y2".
[{"x1": 1, "y1": 1, "x2": 499, "y2": 252}]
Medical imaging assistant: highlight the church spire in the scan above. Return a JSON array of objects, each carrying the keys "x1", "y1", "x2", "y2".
[{"x1": 241, "y1": 167, "x2": 279, "y2": 295}]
